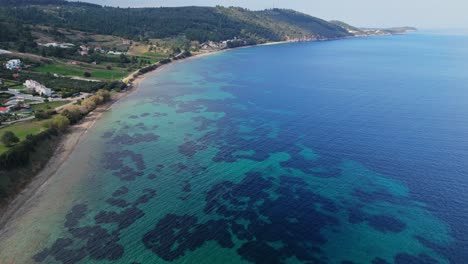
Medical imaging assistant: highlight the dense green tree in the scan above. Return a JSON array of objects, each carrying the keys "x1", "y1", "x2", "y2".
[{"x1": 1, "y1": 131, "x2": 20, "y2": 147}]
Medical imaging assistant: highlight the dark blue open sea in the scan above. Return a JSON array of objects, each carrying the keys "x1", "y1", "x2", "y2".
[{"x1": 1, "y1": 32, "x2": 468, "y2": 264}]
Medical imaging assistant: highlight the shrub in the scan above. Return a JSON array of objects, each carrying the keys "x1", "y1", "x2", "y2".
[
  {"x1": 96, "y1": 89, "x2": 111, "y2": 102},
  {"x1": 45, "y1": 115, "x2": 70, "y2": 132},
  {"x1": 61, "y1": 105, "x2": 83, "y2": 124},
  {"x1": 83, "y1": 72, "x2": 92, "y2": 78},
  {"x1": 81, "y1": 98, "x2": 97, "y2": 112},
  {"x1": 34, "y1": 110, "x2": 56, "y2": 120}
]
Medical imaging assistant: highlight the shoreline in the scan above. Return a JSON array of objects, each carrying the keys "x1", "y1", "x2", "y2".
[
  {"x1": 0, "y1": 33, "x2": 399, "y2": 232},
  {"x1": 0, "y1": 44, "x2": 224, "y2": 232}
]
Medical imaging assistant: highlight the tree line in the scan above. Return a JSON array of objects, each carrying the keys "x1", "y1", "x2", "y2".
[{"x1": 0, "y1": 89, "x2": 111, "y2": 171}]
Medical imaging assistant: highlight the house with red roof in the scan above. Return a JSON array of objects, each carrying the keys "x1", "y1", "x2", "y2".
[{"x1": 0, "y1": 107, "x2": 10, "y2": 114}]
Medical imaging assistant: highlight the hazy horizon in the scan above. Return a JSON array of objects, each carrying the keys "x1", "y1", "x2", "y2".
[{"x1": 73, "y1": 0, "x2": 467, "y2": 29}]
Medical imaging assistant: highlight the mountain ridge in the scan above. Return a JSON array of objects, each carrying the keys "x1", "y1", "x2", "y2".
[{"x1": 0, "y1": 0, "x2": 415, "y2": 47}]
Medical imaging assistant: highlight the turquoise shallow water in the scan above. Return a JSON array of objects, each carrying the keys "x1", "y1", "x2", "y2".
[{"x1": 2, "y1": 32, "x2": 468, "y2": 264}]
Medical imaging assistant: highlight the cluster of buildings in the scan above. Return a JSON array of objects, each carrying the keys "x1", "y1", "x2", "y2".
[
  {"x1": 78, "y1": 45, "x2": 126, "y2": 56},
  {"x1": 39, "y1": 42, "x2": 75, "y2": 49},
  {"x1": 0, "y1": 80, "x2": 53, "y2": 115},
  {"x1": 38, "y1": 39, "x2": 132, "y2": 57},
  {"x1": 0, "y1": 98, "x2": 29, "y2": 114},
  {"x1": 24, "y1": 80, "x2": 53, "y2": 96},
  {"x1": 79, "y1": 45, "x2": 90, "y2": 56},
  {"x1": 5, "y1": 59, "x2": 22, "y2": 70}
]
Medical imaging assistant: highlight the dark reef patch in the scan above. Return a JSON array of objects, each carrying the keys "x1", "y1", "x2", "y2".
[
  {"x1": 135, "y1": 122, "x2": 149, "y2": 131},
  {"x1": 111, "y1": 133, "x2": 160, "y2": 145},
  {"x1": 170, "y1": 162, "x2": 189, "y2": 173},
  {"x1": 372, "y1": 257, "x2": 391, "y2": 264},
  {"x1": 34, "y1": 185, "x2": 158, "y2": 263},
  {"x1": 33, "y1": 238, "x2": 87, "y2": 264},
  {"x1": 181, "y1": 180, "x2": 191, "y2": 193},
  {"x1": 347, "y1": 207, "x2": 405, "y2": 233},
  {"x1": 237, "y1": 241, "x2": 284, "y2": 264},
  {"x1": 112, "y1": 186, "x2": 129, "y2": 197},
  {"x1": 143, "y1": 215, "x2": 233, "y2": 261},
  {"x1": 153, "y1": 112, "x2": 168, "y2": 117},
  {"x1": 64, "y1": 204, "x2": 88, "y2": 229},
  {"x1": 106, "y1": 197, "x2": 131, "y2": 208},
  {"x1": 133, "y1": 188, "x2": 157, "y2": 206},
  {"x1": 103, "y1": 150, "x2": 146, "y2": 181},
  {"x1": 144, "y1": 172, "x2": 339, "y2": 263},
  {"x1": 95, "y1": 207, "x2": 145, "y2": 229},
  {"x1": 156, "y1": 164, "x2": 165, "y2": 172},
  {"x1": 193, "y1": 116, "x2": 217, "y2": 131},
  {"x1": 367, "y1": 215, "x2": 406, "y2": 233},
  {"x1": 352, "y1": 188, "x2": 407, "y2": 205},
  {"x1": 101, "y1": 131, "x2": 115, "y2": 139},
  {"x1": 395, "y1": 253, "x2": 438, "y2": 264}
]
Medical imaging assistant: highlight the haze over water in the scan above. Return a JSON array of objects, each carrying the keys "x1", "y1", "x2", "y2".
[{"x1": 1, "y1": 32, "x2": 468, "y2": 264}]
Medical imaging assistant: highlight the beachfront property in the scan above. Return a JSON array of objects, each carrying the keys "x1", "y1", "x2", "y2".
[
  {"x1": 5, "y1": 59, "x2": 22, "y2": 70},
  {"x1": 24, "y1": 80, "x2": 53, "y2": 96}
]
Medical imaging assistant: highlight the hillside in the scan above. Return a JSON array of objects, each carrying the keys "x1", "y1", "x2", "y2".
[{"x1": 0, "y1": 1, "x2": 355, "y2": 50}]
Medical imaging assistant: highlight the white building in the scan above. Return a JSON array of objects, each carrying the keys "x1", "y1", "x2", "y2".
[
  {"x1": 107, "y1": 51, "x2": 124, "y2": 55},
  {"x1": 5, "y1": 59, "x2": 22, "y2": 70},
  {"x1": 39, "y1": 42, "x2": 75, "y2": 48},
  {"x1": 24, "y1": 80, "x2": 53, "y2": 96}
]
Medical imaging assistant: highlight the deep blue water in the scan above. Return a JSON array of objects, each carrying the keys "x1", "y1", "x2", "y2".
[{"x1": 2, "y1": 32, "x2": 468, "y2": 264}]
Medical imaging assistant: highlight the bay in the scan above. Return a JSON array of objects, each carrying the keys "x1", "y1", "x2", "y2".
[{"x1": 1, "y1": 32, "x2": 468, "y2": 264}]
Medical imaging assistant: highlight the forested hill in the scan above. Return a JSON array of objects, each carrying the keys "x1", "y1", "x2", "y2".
[{"x1": 0, "y1": 0, "x2": 353, "y2": 44}]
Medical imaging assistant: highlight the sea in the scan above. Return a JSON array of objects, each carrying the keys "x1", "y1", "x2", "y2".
[{"x1": 1, "y1": 32, "x2": 468, "y2": 264}]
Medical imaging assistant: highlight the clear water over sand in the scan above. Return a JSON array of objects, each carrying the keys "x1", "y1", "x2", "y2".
[{"x1": 1, "y1": 32, "x2": 468, "y2": 264}]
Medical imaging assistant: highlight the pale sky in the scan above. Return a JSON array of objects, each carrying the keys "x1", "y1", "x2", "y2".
[{"x1": 78, "y1": 0, "x2": 468, "y2": 29}]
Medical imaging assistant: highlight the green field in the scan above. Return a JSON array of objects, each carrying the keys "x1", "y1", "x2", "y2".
[
  {"x1": 9, "y1": 85, "x2": 24, "y2": 89},
  {"x1": 33, "y1": 63, "x2": 129, "y2": 81},
  {"x1": 87, "y1": 70, "x2": 128, "y2": 80},
  {"x1": 30, "y1": 101, "x2": 69, "y2": 112},
  {"x1": 0, "y1": 120, "x2": 48, "y2": 154},
  {"x1": 1, "y1": 80, "x2": 23, "y2": 88},
  {"x1": 34, "y1": 64, "x2": 83, "y2": 76},
  {"x1": 142, "y1": 53, "x2": 168, "y2": 61}
]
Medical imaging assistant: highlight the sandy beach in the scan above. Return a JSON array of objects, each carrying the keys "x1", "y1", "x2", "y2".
[{"x1": 0, "y1": 95, "x2": 120, "y2": 229}]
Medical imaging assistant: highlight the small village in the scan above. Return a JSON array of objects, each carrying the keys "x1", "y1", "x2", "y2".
[
  {"x1": 0, "y1": 58, "x2": 87, "y2": 125},
  {"x1": 0, "y1": 37, "x2": 143, "y2": 126}
]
